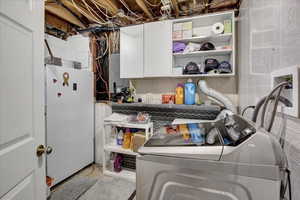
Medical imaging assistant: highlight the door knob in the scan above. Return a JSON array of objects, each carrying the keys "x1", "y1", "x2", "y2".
[{"x1": 36, "y1": 145, "x2": 53, "y2": 157}]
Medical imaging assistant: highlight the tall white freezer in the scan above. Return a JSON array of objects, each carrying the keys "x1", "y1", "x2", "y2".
[{"x1": 46, "y1": 65, "x2": 94, "y2": 185}]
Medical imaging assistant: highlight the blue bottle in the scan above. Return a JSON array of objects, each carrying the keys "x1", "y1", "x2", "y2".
[
  {"x1": 188, "y1": 123, "x2": 204, "y2": 144},
  {"x1": 184, "y1": 78, "x2": 196, "y2": 105}
]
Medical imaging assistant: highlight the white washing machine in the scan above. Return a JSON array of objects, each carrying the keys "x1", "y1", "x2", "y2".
[{"x1": 137, "y1": 113, "x2": 286, "y2": 200}]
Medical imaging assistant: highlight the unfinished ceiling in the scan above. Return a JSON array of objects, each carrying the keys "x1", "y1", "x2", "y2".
[{"x1": 45, "y1": 0, "x2": 240, "y2": 39}]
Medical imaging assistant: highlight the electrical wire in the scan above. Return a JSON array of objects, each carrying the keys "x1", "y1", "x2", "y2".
[
  {"x1": 144, "y1": 0, "x2": 162, "y2": 7},
  {"x1": 71, "y1": 0, "x2": 105, "y2": 25},
  {"x1": 82, "y1": 0, "x2": 106, "y2": 23},
  {"x1": 89, "y1": 0, "x2": 118, "y2": 19},
  {"x1": 118, "y1": 0, "x2": 141, "y2": 18}
]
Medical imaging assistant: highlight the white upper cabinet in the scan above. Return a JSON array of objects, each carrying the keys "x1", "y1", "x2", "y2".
[
  {"x1": 144, "y1": 20, "x2": 173, "y2": 77},
  {"x1": 120, "y1": 25, "x2": 144, "y2": 78}
]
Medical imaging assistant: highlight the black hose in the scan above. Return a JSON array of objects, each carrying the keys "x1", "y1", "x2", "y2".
[
  {"x1": 260, "y1": 82, "x2": 289, "y2": 129},
  {"x1": 266, "y1": 85, "x2": 284, "y2": 132},
  {"x1": 251, "y1": 96, "x2": 292, "y2": 123},
  {"x1": 241, "y1": 105, "x2": 255, "y2": 117},
  {"x1": 287, "y1": 169, "x2": 292, "y2": 200},
  {"x1": 128, "y1": 190, "x2": 136, "y2": 200}
]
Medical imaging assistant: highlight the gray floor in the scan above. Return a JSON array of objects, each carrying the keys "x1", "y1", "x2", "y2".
[
  {"x1": 49, "y1": 176, "x2": 97, "y2": 200},
  {"x1": 49, "y1": 164, "x2": 136, "y2": 200},
  {"x1": 78, "y1": 176, "x2": 135, "y2": 200}
]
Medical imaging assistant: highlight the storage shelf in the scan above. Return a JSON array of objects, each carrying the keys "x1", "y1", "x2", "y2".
[
  {"x1": 173, "y1": 49, "x2": 232, "y2": 57},
  {"x1": 104, "y1": 144, "x2": 138, "y2": 156},
  {"x1": 103, "y1": 169, "x2": 136, "y2": 182},
  {"x1": 104, "y1": 121, "x2": 151, "y2": 129},
  {"x1": 173, "y1": 33, "x2": 232, "y2": 43},
  {"x1": 170, "y1": 73, "x2": 234, "y2": 78}
]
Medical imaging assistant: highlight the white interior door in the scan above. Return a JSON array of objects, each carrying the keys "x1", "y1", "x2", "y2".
[{"x1": 0, "y1": 1, "x2": 46, "y2": 200}]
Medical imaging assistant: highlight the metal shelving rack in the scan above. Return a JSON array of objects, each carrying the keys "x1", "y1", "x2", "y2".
[{"x1": 102, "y1": 119, "x2": 153, "y2": 182}]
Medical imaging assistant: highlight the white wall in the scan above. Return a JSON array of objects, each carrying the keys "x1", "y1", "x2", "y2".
[
  {"x1": 238, "y1": 0, "x2": 300, "y2": 198},
  {"x1": 131, "y1": 77, "x2": 238, "y2": 105},
  {"x1": 44, "y1": 34, "x2": 91, "y2": 70},
  {"x1": 95, "y1": 103, "x2": 112, "y2": 165}
]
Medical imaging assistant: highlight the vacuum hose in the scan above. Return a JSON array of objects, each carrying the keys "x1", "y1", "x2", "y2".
[{"x1": 198, "y1": 80, "x2": 237, "y2": 113}]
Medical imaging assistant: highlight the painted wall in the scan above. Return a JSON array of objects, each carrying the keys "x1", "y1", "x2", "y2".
[
  {"x1": 95, "y1": 103, "x2": 112, "y2": 164},
  {"x1": 44, "y1": 34, "x2": 91, "y2": 70},
  {"x1": 131, "y1": 77, "x2": 238, "y2": 105},
  {"x1": 238, "y1": 0, "x2": 300, "y2": 198}
]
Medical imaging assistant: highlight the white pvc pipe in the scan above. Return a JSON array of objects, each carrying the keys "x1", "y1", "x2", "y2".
[{"x1": 198, "y1": 80, "x2": 237, "y2": 113}]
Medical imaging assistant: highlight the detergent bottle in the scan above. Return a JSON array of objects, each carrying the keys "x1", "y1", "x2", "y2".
[
  {"x1": 175, "y1": 83, "x2": 184, "y2": 104},
  {"x1": 122, "y1": 128, "x2": 132, "y2": 149},
  {"x1": 184, "y1": 79, "x2": 196, "y2": 105},
  {"x1": 179, "y1": 124, "x2": 190, "y2": 141},
  {"x1": 188, "y1": 123, "x2": 204, "y2": 144}
]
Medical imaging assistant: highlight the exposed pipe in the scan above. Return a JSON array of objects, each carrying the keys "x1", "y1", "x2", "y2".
[
  {"x1": 198, "y1": 80, "x2": 237, "y2": 113},
  {"x1": 77, "y1": 26, "x2": 120, "y2": 33}
]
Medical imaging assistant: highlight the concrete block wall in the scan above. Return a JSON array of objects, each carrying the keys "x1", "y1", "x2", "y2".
[
  {"x1": 238, "y1": 0, "x2": 300, "y2": 198},
  {"x1": 44, "y1": 34, "x2": 91, "y2": 70}
]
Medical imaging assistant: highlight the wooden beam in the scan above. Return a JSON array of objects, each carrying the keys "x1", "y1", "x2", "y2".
[
  {"x1": 93, "y1": 0, "x2": 131, "y2": 25},
  {"x1": 135, "y1": 0, "x2": 153, "y2": 19},
  {"x1": 94, "y1": 0, "x2": 119, "y2": 15},
  {"x1": 171, "y1": 0, "x2": 180, "y2": 17},
  {"x1": 45, "y1": 12, "x2": 71, "y2": 33},
  {"x1": 210, "y1": 0, "x2": 237, "y2": 9},
  {"x1": 45, "y1": 4, "x2": 85, "y2": 28},
  {"x1": 59, "y1": 0, "x2": 83, "y2": 17},
  {"x1": 66, "y1": 0, "x2": 105, "y2": 24}
]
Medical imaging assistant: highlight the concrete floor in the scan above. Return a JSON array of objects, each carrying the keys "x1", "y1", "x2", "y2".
[{"x1": 50, "y1": 164, "x2": 136, "y2": 200}]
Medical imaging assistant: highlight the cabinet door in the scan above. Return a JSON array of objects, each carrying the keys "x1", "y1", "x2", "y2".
[
  {"x1": 120, "y1": 25, "x2": 144, "y2": 78},
  {"x1": 144, "y1": 20, "x2": 172, "y2": 77}
]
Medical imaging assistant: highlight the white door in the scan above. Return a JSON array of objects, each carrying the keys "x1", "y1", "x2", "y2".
[
  {"x1": 120, "y1": 25, "x2": 144, "y2": 78},
  {"x1": 0, "y1": 1, "x2": 46, "y2": 200},
  {"x1": 46, "y1": 66, "x2": 94, "y2": 185},
  {"x1": 144, "y1": 20, "x2": 172, "y2": 77}
]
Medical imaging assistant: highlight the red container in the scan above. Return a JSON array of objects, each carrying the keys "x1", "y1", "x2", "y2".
[{"x1": 162, "y1": 94, "x2": 175, "y2": 104}]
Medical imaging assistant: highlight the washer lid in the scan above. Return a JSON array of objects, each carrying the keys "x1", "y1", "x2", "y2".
[
  {"x1": 138, "y1": 145, "x2": 224, "y2": 160},
  {"x1": 139, "y1": 116, "x2": 256, "y2": 160}
]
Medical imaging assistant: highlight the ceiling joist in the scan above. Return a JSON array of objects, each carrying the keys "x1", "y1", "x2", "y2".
[
  {"x1": 171, "y1": 0, "x2": 179, "y2": 17},
  {"x1": 45, "y1": 3, "x2": 85, "y2": 28},
  {"x1": 45, "y1": 0, "x2": 241, "y2": 39},
  {"x1": 136, "y1": 0, "x2": 154, "y2": 20}
]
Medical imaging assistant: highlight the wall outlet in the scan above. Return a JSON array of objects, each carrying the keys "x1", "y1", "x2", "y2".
[{"x1": 271, "y1": 65, "x2": 300, "y2": 118}]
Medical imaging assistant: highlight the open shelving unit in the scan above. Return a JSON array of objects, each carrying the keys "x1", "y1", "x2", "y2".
[
  {"x1": 173, "y1": 49, "x2": 232, "y2": 57},
  {"x1": 103, "y1": 119, "x2": 153, "y2": 182},
  {"x1": 173, "y1": 33, "x2": 232, "y2": 43},
  {"x1": 172, "y1": 11, "x2": 235, "y2": 77}
]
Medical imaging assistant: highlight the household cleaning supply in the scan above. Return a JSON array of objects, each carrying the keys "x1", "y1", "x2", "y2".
[
  {"x1": 175, "y1": 83, "x2": 184, "y2": 104},
  {"x1": 117, "y1": 129, "x2": 124, "y2": 145},
  {"x1": 184, "y1": 79, "x2": 196, "y2": 105},
  {"x1": 179, "y1": 124, "x2": 190, "y2": 141},
  {"x1": 122, "y1": 128, "x2": 132, "y2": 149},
  {"x1": 188, "y1": 123, "x2": 204, "y2": 144}
]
